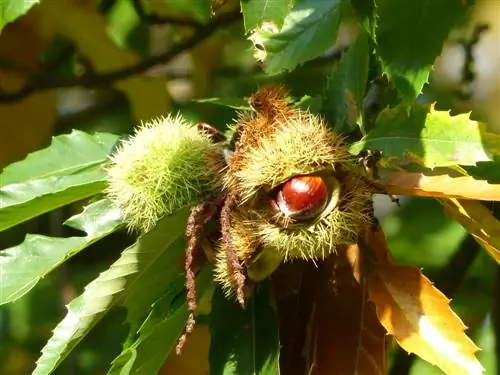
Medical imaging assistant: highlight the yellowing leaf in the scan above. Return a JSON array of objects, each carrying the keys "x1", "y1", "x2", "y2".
[
  {"x1": 381, "y1": 172, "x2": 500, "y2": 201},
  {"x1": 441, "y1": 198, "x2": 500, "y2": 263},
  {"x1": 368, "y1": 265, "x2": 483, "y2": 375}
]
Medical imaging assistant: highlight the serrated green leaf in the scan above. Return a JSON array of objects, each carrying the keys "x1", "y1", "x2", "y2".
[
  {"x1": 375, "y1": 0, "x2": 465, "y2": 105},
  {"x1": 123, "y1": 237, "x2": 185, "y2": 334},
  {"x1": 323, "y1": 30, "x2": 370, "y2": 134},
  {"x1": 0, "y1": 130, "x2": 118, "y2": 186},
  {"x1": 32, "y1": 207, "x2": 190, "y2": 375},
  {"x1": 0, "y1": 130, "x2": 118, "y2": 231},
  {"x1": 0, "y1": 0, "x2": 39, "y2": 32},
  {"x1": 0, "y1": 170, "x2": 108, "y2": 232},
  {"x1": 0, "y1": 199, "x2": 123, "y2": 305},
  {"x1": 349, "y1": 104, "x2": 500, "y2": 168},
  {"x1": 251, "y1": 0, "x2": 345, "y2": 74},
  {"x1": 241, "y1": 0, "x2": 290, "y2": 32},
  {"x1": 195, "y1": 97, "x2": 251, "y2": 110},
  {"x1": 107, "y1": 267, "x2": 213, "y2": 375},
  {"x1": 209, "y1": 281, "x2": 280, "y2": 375}
]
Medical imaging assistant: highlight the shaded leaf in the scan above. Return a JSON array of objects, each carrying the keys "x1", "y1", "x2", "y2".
[
  {"x1": 349, "y1": 104, "x2": 500, "y2": 168},
  {"x1": 464, "y1": 157, "x2": 500, "y2": 184},
  {"x1": 0, "y1": 0, "x2": 39, "y2": 31},
  {"x1": 0, "y1": 199, "x2": 123, "y2": 305},
  {"x1": 209, "y1": 281, "x2": 280, "y2": 375},
  {"x1": 306, "y1": 251, "x2": 387, "y2": 375},
  {"x1": 108, "y1": 267, "x2": 213, "y2": 375},
  {"x1": 375, "y1": 0, "x2": 465, "y2": 104},
  {"x1": 381, "y1": 172, "x2": 500, "y2": 201},
  {"x1": 271, "y1": 260, "x2": 317, "y2": 375},
  {"x1": 241, "y1": 0, "x2": 290, "y2": 32},
  {"x1": 441, "y1": 198, "x2": 500, "y2": 263},
  {"x1": 32, "y1": 207, "x2": 190, "y2": 375},
  {"x1": 249, "y1": 0, "x2": 345, "y2": 74},
  {"x1": 0, "y1": 130, "x2": 118, "y2": 185},
  {"x1": 368, "y1": 264, "x2": 483, "y2": 375},
  {"x1": 324, "y1": 30, "x2": 370, "y2": 134}
]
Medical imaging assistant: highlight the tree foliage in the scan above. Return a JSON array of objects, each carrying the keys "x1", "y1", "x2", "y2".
[{"x1": 0, "y1": 0, "x2": 499, "y2": 374}]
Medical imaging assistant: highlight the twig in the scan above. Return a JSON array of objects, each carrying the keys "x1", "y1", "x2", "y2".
[
  {"x1": 389, "y1": 234, "x2": 481, "y2": 375},
  {"x1": 131, "y1": 0, "x2": 203, "y2": 27},
  {"x1": 0, "y1": 10, "x2": 241, "y2": 103}
]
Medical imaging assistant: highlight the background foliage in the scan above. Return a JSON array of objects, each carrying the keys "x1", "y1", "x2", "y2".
[{"x1": 0, "y1": 0, "x2": 499, "y2": 374}]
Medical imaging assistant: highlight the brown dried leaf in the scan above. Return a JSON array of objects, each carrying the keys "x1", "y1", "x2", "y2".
[
  {"x1": 368, "y1": 264, "x2": 483, "y2": 375},
  {"x1": 305, "y1": 252, "x2": 387, "y2": 375},
  {"x1": 381, "y1": 172, "x2": 500, "y2": 201},
  {"x1": 441, "y1": 198, "x2": 500, "y2": 263}
]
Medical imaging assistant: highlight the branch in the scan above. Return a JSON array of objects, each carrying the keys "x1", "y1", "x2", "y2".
[
  {"x1": 0, "y1": 10, "x2": 241, "y2": 103},
  {"x1": 131, "y1": 0, "x2": 203, "y2": 27}
]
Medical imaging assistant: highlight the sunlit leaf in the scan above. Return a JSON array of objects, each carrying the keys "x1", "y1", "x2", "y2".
[
  {"x1": 0, "y1": 130, "x2": 118, "y2": 186},
  {"x1": 350, "y1": 104, "x2": 500, "y2": 168},
  {"x1": 381, "y1": 172, "x2": 500, "y2": 201},
  {"x1": 368, "y1": 265, "x2": 483, "y2": 375},
  {"x1": 0, "y1": 199, "x2": 123, "y2": 305},
  {"x1": 241, "y1": 0, "x2": 290, "y2": 32},
  {"x1": 249, "y1": 0, "x2": 345, "y2": 74},
  {"x1": 209, "y1": 281, "x2": 280, "y2": 374},
  {"x1": 441, "y1": 198, "x2": 500, "y2": 263},
  {"x1": 108, "y1": 267, "x2": 213, "y2": 375},
  {"x1": 32, "y1": 207, "x2": 190, "y2": 375},
  {"x1": 0, "y1": 130, "x2": 119, "y2": 231},
  {"x1": 0, "y1": 170, "x2": 108, "y2": 232},
  {"x1": 375, "y1": 0, "x2": 465, "y2": 105},
  {"x1": 0, "y1": 0, "x2": 40, "y2": 31},
  {"x1": 324, "y1": 30, "x2": 370, "y2": 134}
]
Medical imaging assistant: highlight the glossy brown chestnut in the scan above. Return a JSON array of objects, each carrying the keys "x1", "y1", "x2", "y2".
[{"x1": 274, "y1": 175, "x2": 329, "y2": 219}]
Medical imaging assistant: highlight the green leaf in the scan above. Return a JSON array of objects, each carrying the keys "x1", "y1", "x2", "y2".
[
  {"x1": 0, "y1": 170, "x2": 108, "y2": 232},
  {"x1": 195, "y1": 97, "x2": 251, "y2": 110},
  {"x1": 349, "y1": 104, "x2": 500, "y2": 168},
  {"x1": 123, "y1": 237, "x2": 185, "y2": 334},
  {"x1": 375, "y1": 0, "x2": 465, "y2": 105},
  {"x1": 0, "y1": 131, "x2": 118, "y2": 231},
  {"x1": 240, "y1": 0, "x2": 290, "y2": 32},
  {"x1": 1, "y1": 130, "x2": 118, "y2": 185},
  {"x1": 250, "y1": 0, "x2": 345, "y2": 74},
  {"x1": 351, "y1": 0, "x2": 375, "y2": 37},
  {"x1": 0, "y1": 0, "x2": 39, "y2": 32},
  {"x1": 209, "y1": 281, "x2": 280, "y2": 375},
  {"x1": 32, "y1": 207, "x2": 190, "y2": 375},
  {"x1": 107, "y1": 267, "x2": 214, "y2": 375},
  {"x1": 323, "y1": 30, "x2": 370, "y2": 134},
  {"x1": 0, "y1": 199, "x2": 123, "y2": 305}
]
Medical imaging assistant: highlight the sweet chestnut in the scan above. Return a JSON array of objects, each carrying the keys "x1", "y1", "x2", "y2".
[{"x1": 273, "y1": 175, "x2": 329, "y2": 219}]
